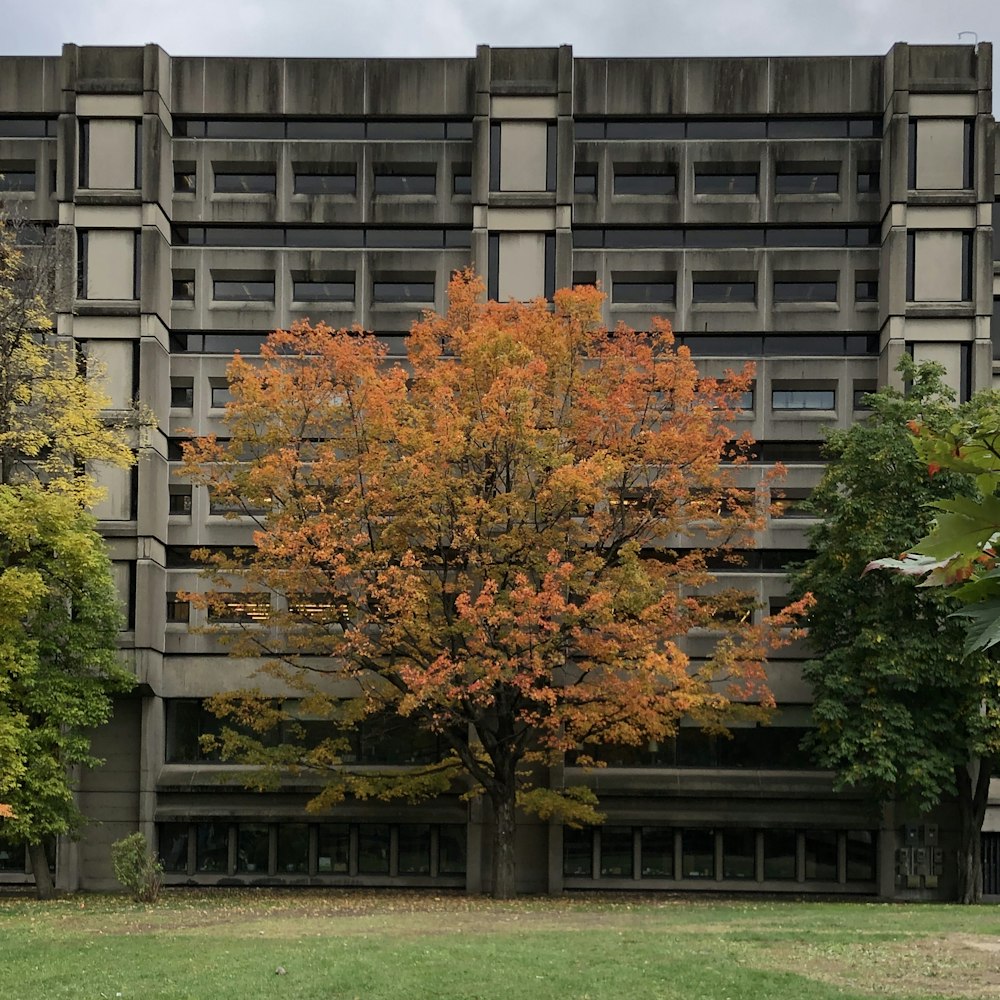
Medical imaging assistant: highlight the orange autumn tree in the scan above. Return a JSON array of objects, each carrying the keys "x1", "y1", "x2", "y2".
[{"x1": 182, "y1": 270, "x2": 803, "y2": 898}]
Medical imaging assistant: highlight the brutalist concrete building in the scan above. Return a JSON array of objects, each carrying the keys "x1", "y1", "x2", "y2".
[{"x1": 0, "y1": 41, "x2": 998, "y2": 897}]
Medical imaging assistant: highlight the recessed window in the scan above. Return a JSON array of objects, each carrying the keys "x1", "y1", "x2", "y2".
[
  {"x1": 166, "y1": 592, "x2": 190, "y2": 622},
  {"x1": 692, "y1": 280, "x2": 756, "y2": 303},
  {"x1": 210, "y1": 386, "x2": 233, "y2": 408},
  {"x1": 293, "y1": 172, "x2": 356, "y2": 195},
  {"x1": 613, "y1": 171, "x2": 676, "y2": 195},
  {"x1": 773, "y1": 280, "x2": 838, "y2": 303},
  {"x1": 372, "y1": 280, "x2": 434, "y2": 303},
  {"x1": 208, "y1": 594, "x2": 271, "y2": 623},
  {"x1": 774, "y1": 170, "x2": 839, "y2": 195},
  {"x1": 763, "y1": 830, "x2": 797, "y2": 880},
  {"x1": 213, "y1": 278, "x2": 274, "y2": 302},
  {"x1": 172, "y1": 276, "x2": 194, "y2": 301},
  {"x1": 168, "y1": 490, "x2": 192, "y2": 516},
  {"x1": 213, "y1": 171, "x2": 276, "y2": 194},
  {"x1": 856, "y1": 168, "x2": 879, "y2": 194},
  {"x1": 170, "y1": 383, "x2": 193, "y2": 408},
  {"x1": 854, "y1": 279, "x2": 878, "y2": 302},
  {"x1": 574, "y1": 164, "x2": 598, "y2": 195},
  {"x1": 293, "y1": 280, "x2": 354, "y2": 302},
  {"x1": 680, "y1": 829, "x2": 715, "y2": 878},
  {"x1": 452, "y1": 167, "x2": 472, "y2": 195},
  {"x1": 611, "y1": 280, "x2": 675, "y2": 304},
  {"x1": 373, "y1": 170, "x2": 436, "y2": 195},
  {"x1": 771, "y1": 487, "x2": 812, "y2": 517},
  {"x1": 772, "y1": 389, "x2": 836, "y2": 410},
  {"x1": 173, "y1": 168, "x2": 196, "y2": 193},
  {"x1": 694, "y1": 171, "x2": 757, "y2": 195},
  {"x1": 0, "y1": 168, "x2": 35, "y2": 192}
]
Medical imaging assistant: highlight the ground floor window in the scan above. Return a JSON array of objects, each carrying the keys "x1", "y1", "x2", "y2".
[
  {"x1": 563, "y1": 826, "x2": 877, "y2": 885},
  {"x1": 158, "y1": 821, "x2": 466, "y2": 880}
]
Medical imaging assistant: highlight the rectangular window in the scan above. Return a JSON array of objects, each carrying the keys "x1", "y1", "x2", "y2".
[
  {"x1": 0, "y1": 169, "x2": 35, "y2": 192},
  {"x1": 691, "y1": 280, "x2": 756, "y2": 304},
  {"x1": 316, "y1": 824, "x2": 350, "y2": 874},
  {"x1": 612, "y1": 280, "x2": 675, "y2": 304},
  {"x1": 771, "y1": 488, "x2": 812, "y2": 518},
  {"x1": 546, "y1": 123, "x2": 557, "y2": 193},
  {"x1": 907, "y1": 119, "x2": 917, "y2": 189},
  {"x1": 846, "y1": 830, "x2": 876, "y2": 881},
  {"x1": 208, "y1": 594, "x2": 270, "y2": 623},
  {"x1": 373, "y1": 171, "x2": 436, "y2": 195},
  {"x1": 174, "y1": 168, "x2": 196, "y2": 193},
  {"x1": 680, "y1": 829, "x2": 715, "y2": 878},
  {"x1": 574, "y1": 166, "x2": 597, "y2": 195},
  {"x1": 489, "y1": 123, "x2": 501, "y2": 192},
  {"x1": 293, "y1": 172, "x2": 356, "y2": 195},
  {"x1": 562, "y1": 827, "x2": 593, "y2": 878},
  {"x1": 214, "y1": 171, "x2": 276, "y2": 194},
  {"x1": 773, "y1": 280, "x2": 838, "y2": 303},
  {"x1": 76, "y1": 231, "x2": 88, "y2": 299},
  {"x1": 906, "y1": 231, "x2": 916, "y2": 300},
  {"x1": 452, "y1": 168, "x2": 472, "y2": 195},
  {"x1": 213, "y1": 279, "x2": 274, "y2": 302},
  {"x1": 168, "y1": 489, "x2": 192, "y2": 516},
  {"x1": 78, "y1": 121, "x2": 90, "y2": 188},
  {"x1": 397, "y1": 824, "x2": 431, "y2": 875},
  {"x1": 722, "y1": 830, "x2": 756, "y2": 880},
  {"x1": 372, "y1": 280, "x2": 434, "y2": 303},
  {"x1": 438, "y1": 825, "x2": 467, "y2": 876},
  {"x1": 763, "y1": 830, "x2": 797, "y2": 880},
  {"x1": 172, "y1": 276, "x2": 194, "y2": 301},
  {"x1": 544, "y1": 234, "x2": 556, "y2": 301},
  {"x1": 962, "y1": 231, "x2": 973, "y2": 301},
  {"x1": 774, "y1": 171, "x2": 838, "y2": 195},
  {"x1": 694, "y1": 171, "x2": 757, "y2": 195},
  {"x1": 166, "y1": 592, "x2": 190, "y2": 623},
  {"x1": 277, "y1": 824, "x2": 309, "y2": 874},
  {"x1": 237, "y1": 824, "x2": 270, "y2": 874},
  {"x1": 772, "y1": 389, "x2": 835, "y2": 410},
  {"x1": 854, "y1": 279, "x2": 878, "y2": 301},
  {"x1": 963, "y1": 120, "x2": 974, "y2": 190},
  {"x1": 640, "y1": 827, "x2": 673, "y2": 878},
  {"x1": 614, "y1": 171, "x2": 676, "y2": 195},
  {"x1": 804, "y1": 830, "x2": 838, "y2": 881},
  {"x1": 600, "y1": 827, "x2": 634, "y2": 878},
  {"x1": 170, "y1": 383, "x2": 193, "y2": 407},
  {"x1": 293, "y1": 280, "x2": 354, "y2": 302},
  {"x1": 856, "y1": 168, "x2": 879, "y2": 194},
  {"x1": 357, "y1": 825, "x2": 390, "y2": 874},
  {"x1": 210, "y1": 386, "x2": 233, "y2": 408},
  {"x1": 158, "y1": 823, "x2": 190, "y2": 873},
  {"x1": 196, "y1": 822, "x2": 229, "y2": 874},
  {"x1": 487, "y1": 233, "x2": 499, "y2": 301}
]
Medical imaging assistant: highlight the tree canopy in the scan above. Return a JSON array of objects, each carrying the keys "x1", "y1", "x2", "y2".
[
  {"x1": 0, "y1": 212, "x2": 135, "y2": 896},
  {"x1": 787, "y1": 362, "x2": 1000, "y2": 902},
  {"x1": 183, "y1": 271, "x2": 803, "y2": 897}
]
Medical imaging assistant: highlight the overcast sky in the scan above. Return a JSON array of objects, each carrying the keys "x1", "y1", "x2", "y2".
[{"x1": 3, "y1": 0, "x2": 999, "y2": 106}]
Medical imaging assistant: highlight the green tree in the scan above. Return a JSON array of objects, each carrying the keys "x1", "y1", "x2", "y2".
[
  {"x1": 0, "y1": 212, "x2": 135, "y2": 897},
  {"x1": 788, "y1": 361, "x2": 1000, "y2": 903}
]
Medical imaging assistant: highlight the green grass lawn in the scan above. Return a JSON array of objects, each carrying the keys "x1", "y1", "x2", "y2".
[{"x1": 1, "y1": 891, "x2": 999, "y2": 1000}]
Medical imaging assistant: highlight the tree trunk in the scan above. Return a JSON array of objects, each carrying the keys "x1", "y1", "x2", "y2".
[
  {"x1": 490, "y1": 784, "x2": 518, "y2": 900},
  {"x1": 955, "y1": 758, "x2": 992, "y2": 905},
  {"x1": 27, "y1": 842, "x2": 56, "y2": 900}
]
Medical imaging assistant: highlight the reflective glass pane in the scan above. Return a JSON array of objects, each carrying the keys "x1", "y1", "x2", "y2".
[
  {"x1": 316, "y1": 824, "x2": 350, "y2": 874},
  {"x1": 640, "y1": 827, "x2": 673, "y2": 878},
  {"x1": 763, "y1": 830, "x2": 797, "y2": 880},
  {"x1": 196, "y1": 822, "x2": 229, "y2": 873},
  {"x1": 563, "y1": 827, "x2": 593, "y2": 877},
  {"x1": 600, "y1": 826, "x2": 634, "y2": 878},
  {"x1": 804, "y1": 830, "x2": 838, "y2": 880},
  {"x1": 277, "y1": 824, "x2": 309, "y2": 874},
  {"x1": 237, "y1": 824, "x2": 269, "y2": 873},
  {"x1": 723, "y1": 829, "x2": 756, "y2": 879}
]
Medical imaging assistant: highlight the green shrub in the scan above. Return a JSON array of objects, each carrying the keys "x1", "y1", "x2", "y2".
[{"x1": 110, "y1": 832, "x2": 163, "y2": 903}]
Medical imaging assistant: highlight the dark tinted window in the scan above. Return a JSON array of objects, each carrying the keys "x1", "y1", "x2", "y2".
[
  {"x1": 213, "y1": 279, "x2": 274, "y2": 301},
  {"x1": 769, "y1": 119, "x2": 847, "y2": 139},
  {"x1": 286, "y1": 120, "x2": 365, "y2": 140},
  {"x1": 0, "y1": 170, "x2": 35, "y2": 191},
  {"x1": 0, "y1": 117, "x2": 56, "y2": 137},
  {"x1": 294, "y1": 173, "x2": 356, "y2": 195},
  {"x1": 214, "y1": 171, "x2": 275, "y2": 194},
  {"x1": 453, "y1": 171, "x2": 472, "y2": 195},
  {"x1": 606, "y1": 120, "x2": 685, "y2": 140},
  {"x1": 855, "y1": 279, "x2": 878, "y2": 301},
  {"x1": 372, "y1": 281, "x2": 434, "y2": 303},
  {"x1": 686, "y1": 228, "x2": 764, "y2": 248},
  {"x1": 367, "y1": 121, "x2": 445, "y2": 140},
  {"x1": 206, "y1": 120, "x2": 284, "y2": 139},
  {"x1": 373, "y1": 172, "x2": 436, "y2": 195},
  {"x1": 612, "y1": 281, "x2": 675, "y2": 304},
  {"x1": 773, "y1": 281, "x2": 838, "y2": 302},
  {"x1": 574, "y1": 172, "x2": 597, "y2": 194},
  {"x1": 172, "y1": 278, "x2": 194, "y2": 301},
  {"x1": 774, "y1": 171, "x2": 839, "y2": 194},
  {"x1": 293, "y1": 281, "x2": 354, "y2": 302},
  {"x1": 688, "y1": 120, "x2": 765, "y2": 139},
  {"x1": 857, "y1": 169, "x2": 880, "y2": 193},
  {"x1": 691, "y1": 281, "x2": 756, "y2": 303},
  {"x1": 602, "y1": 229, "x2": 684, "y2": 248},
  {"x1": 694, "y1": 172, "x2": 758, "y2": 195},
  {"x1": 614, "y1": 172, "x2": 676, "y2": 195}
]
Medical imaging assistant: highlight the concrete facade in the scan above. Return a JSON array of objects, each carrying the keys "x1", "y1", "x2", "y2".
[{"x1": 0, "y1": 41, "x2": 998, "y2": 897}]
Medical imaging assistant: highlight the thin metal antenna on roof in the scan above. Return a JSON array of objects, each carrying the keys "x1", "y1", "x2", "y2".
[{"x1": 958, "y1": 31, "x2": 979, "y2": 45}]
